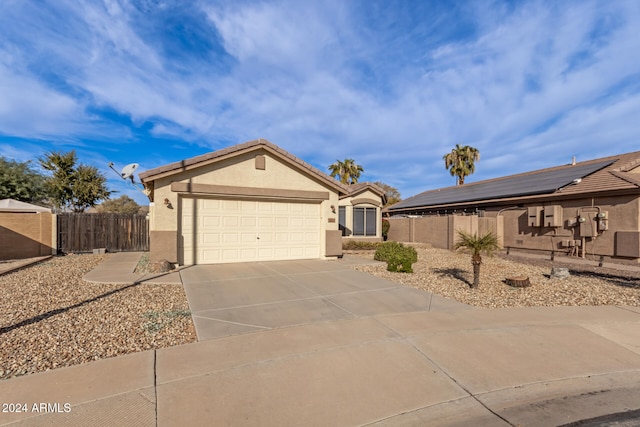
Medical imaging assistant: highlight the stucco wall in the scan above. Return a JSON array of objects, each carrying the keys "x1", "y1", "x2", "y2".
[
  {"x1": 339, "y1": 189, "x2": 384, "y2": 241},
  {"x1": 0, "y1": 212, "x2": 54, "y2": 260},
  {"x1": 147, "y1": 149, "x2": 342, "y2": 262},
  {"x1": 494, "y1": 196, "x2": 639, "y2": 258},
  {"x1": 388, "y1": 215, "x2": 493, "y2": 250}
]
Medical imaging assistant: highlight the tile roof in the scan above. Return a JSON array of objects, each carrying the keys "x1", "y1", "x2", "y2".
[
  {"x1": 139, "y1": 139, "x2": 350, "y2": 194},
  {"x1": 389, "y1": 151, "x2": 640, "y2": 212}
]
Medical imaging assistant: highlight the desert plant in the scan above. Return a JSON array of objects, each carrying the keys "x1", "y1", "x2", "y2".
[
  {"x1": 374, "y1": 241, "x2": 413, "y2": 261},
  {"x1": 454, "y1": 230, "x2": 499, "y2": 289},
  {"x1": 374, "y1": 241, "x2": 417, "y2": 273},
  {"x1": 385, "y1": 251, "x2": 416, "y2": 273}
]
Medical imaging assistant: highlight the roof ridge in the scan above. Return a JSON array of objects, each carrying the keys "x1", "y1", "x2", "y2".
[{"x1": 139, "y1": 139, "x2": 350, "y2": 194}]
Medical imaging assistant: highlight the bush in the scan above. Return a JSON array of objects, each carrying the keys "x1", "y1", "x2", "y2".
[
  {"x1": 374, "y1": 242, "x2": 418, "y2": 273},
  {"x1": 342, "y1": 241, "x2": 381, "y2": 251},
  {"x1": 386, "y1": 253, "x2": 415, "y2": 273}
]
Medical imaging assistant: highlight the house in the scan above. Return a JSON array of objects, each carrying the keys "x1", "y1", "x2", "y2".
[
  {"x1": 139, "y1": 139, "x2": 386, "y2": 265},
  {"x1": 0, "y1": 199, "x2": 55, "y2": 260},
  {"x1": 386, "y1": 151, "x2": 640, "y2": 263}
]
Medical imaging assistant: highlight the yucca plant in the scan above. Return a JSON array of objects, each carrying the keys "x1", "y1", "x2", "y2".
[{"x1": 454, "y1": 231, "x2": 499, "y2": 289}]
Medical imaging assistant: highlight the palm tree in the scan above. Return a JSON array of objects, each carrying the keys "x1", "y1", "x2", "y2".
[
  {"x1": 328, "y1": 159, "x2": 363, "y2": 185},
  {"x1": 454, "y1": 230, "x2": 500, "y2": 289},
  {"x1": 443, "y1": 144, "x2": 480, "y2": 185}
]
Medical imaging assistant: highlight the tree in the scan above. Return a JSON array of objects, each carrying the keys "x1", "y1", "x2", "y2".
[
  {"x1": 0, "y1": 157, "x2": 48, "y2": 204},
  {"x1": 454, "y1": 230, "x2": 500, "y2": 289},
  {"x1": 328, "y1": 159, "x2": 363, "y2": 185},
  {"x1": 97, "y1": 195, "x2": 141, "y2": 214},
  {"x1": 373, "y1": 181, "x2": 401, "y2": 206},
  {"x1": 443, "y1": 144, "x2": 480, "y2": 185},
  {"x1": 39, "y1": 151, "x2": 111, "y2": 213}
]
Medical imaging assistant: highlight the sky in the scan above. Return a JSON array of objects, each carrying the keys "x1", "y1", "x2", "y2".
[{"x1": 1, "y1": 0, "x2": 639, "y2": 206}]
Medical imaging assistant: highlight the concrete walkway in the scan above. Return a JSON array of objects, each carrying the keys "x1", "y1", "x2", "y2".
[
  {"x1": 2, "y1": 255, "x2": 640, "y2": 426},
  {"x1": 82, "y1": 251, "x2": 182, "y2": 285}
]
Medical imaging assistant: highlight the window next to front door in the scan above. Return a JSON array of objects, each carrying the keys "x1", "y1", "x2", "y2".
[
  {"x1": 338, "y1": 206, "x2": 347, "y2": 236},
  {"x1": 353, "y1": 207, "x2": 377, "y2": 236}
]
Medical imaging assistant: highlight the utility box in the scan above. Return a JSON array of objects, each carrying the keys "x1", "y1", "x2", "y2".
[
  {"x1": 528, "y1": 207, "x2": 542, "y2": 227},
  {"x1": 579, "y1": 214, "x2": 598, "y2": 237},
  {"x1": 543, "y1": 205, "x2": 563, "y2": 227},
  {"x1": 616, "y1": 231, "x2": 640, "y2": 258}
]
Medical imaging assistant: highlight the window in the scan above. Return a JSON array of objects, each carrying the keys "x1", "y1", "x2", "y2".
[
  {"x1": 338, "y1": 206, "x2": 347, "y2": 236},
  {"x1": 353, "y1": 207, "x2": 377, "y2": 236}
]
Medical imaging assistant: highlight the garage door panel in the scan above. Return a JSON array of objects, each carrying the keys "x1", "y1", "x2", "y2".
[
  {"x1": 222, "y1": 233, "x2": 240, "y2": 243},
  {"x1": 223, "y1": 216, "x2": 239, "y2": 227},
  {"x1": 241, "y1": 233, "x2": 256, "y2": 243},
  {"x1": 181, "y1": 198, "x2": 321, "y2": 264},
  {"x1": 202, "y1": 233, "x2": 221, "y2": 244},
  {"x1": 203, "y1": 216, "x2": 221, "y2": 227},
  {"x1": 274, "y1": 218, "x2": 288, "y2": 227},
  {"x1": 258, "y1": 233, "x2": 274, "y2": 243}
]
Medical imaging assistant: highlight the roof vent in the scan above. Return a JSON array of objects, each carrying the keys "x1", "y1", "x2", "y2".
[
  {"x1": 571, "y1": 156, "x2": 576, "y2": 165},
  {"x1": 572, "y1": 178, "x2": 582, "y2": 184}
]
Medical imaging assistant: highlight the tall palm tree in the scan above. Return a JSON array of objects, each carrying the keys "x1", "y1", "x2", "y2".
[
  {"x1": 328, "y1": 159, "x2": 363, "y2": 185},
  {"x1": 443, "y1": 144, "x2": 480, "y2": 185},
  {"x1": 454, "y1": 230, "x2": 500, "y2": 289}
]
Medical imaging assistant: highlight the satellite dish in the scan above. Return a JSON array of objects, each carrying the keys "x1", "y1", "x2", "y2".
[{"x1": 120, "y1": 163, "x2": 139, "y2": 182}]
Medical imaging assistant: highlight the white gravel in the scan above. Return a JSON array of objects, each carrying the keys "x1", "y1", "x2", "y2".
[
  {"x1": 353, "y1": 247, "x2": 640, "y2": 308},
  {"x1": 0, "y1": 254, "x2": 195, "y2": 380}
]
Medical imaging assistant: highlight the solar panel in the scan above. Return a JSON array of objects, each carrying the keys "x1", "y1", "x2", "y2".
[{"x1": 390, "y1": 159, "x2": 615, "y2": 211}]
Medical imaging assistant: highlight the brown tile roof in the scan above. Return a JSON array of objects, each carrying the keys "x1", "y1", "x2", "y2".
[
  {"x1": 139, "y1": 139, "x2": 350, "y2": 194},
  {"x1": 389, "y1": 150, "x2": 640, "y2": 212}
]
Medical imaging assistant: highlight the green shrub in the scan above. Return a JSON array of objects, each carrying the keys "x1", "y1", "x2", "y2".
[
  {"x1": 342, "y1": 240, "x2": 381, "y2": 250},
  {"x1": 386, "y1": 253, "x2": 415, "y2": 273},
  {"x1": 374, "y1": 241, "x2": 414, "y2": 262},
  {"x1": 374, "y1": 242, "x2": 418, "y2": 273}
]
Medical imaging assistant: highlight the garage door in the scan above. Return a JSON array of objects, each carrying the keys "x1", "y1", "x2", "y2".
[{"x1": 180, "y1": 198, "x2": 321, "y2": 264}]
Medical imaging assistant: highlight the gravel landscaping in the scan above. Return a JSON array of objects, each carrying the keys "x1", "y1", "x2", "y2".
[
  {"x1": 353, "y1": 246, "x2": 640, "y2": 308},
  {"x1": 2, "y1": 247, "x2": 639, "y2": 381},
  {"x1": 0, "y1": 254, "x2": 195, "y2": 381}
]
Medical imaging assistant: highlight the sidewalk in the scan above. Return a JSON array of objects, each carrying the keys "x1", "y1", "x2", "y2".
[{"x1": 82, "y1": 252, "x2": 183, "y2": 285}]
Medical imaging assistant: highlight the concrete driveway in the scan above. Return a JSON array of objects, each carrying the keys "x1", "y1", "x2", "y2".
[{"x1": 179, "y1": 257, "x2": 471, "y2": 340}]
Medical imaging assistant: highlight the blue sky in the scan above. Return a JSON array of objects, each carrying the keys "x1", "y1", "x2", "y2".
[{"x1": 1, "y1": 0, "x2": 639, "y2": 205}]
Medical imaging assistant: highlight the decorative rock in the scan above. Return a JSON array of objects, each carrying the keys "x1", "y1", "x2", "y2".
[
  {"x1": 551, "y1": 267, "x2": 570, "y2": 279},
  {"x1": 505, "y1": 276, "x2": 531, "y2": 288},
  {"x1": 148, "y1": 259, "x2": 174, "y2": 273}
]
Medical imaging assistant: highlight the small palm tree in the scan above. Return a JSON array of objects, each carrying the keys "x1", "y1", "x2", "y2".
[
  {"x1": 454, "y1": 230, "x2": 499, "y2": 289},
  {"x1": 443, "y1": 144, "x2": 480, "y2": 185},
  {"x1": 328, "y1": 158, "x2": 363, "y2": 185}
]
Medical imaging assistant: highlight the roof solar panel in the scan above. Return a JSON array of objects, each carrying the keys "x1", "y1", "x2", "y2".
[{"x1": 390, "y1": 159, "x2": 615, "y2": 210}]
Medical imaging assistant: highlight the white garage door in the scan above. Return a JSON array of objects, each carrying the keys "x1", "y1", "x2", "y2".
[{"x1": 180, "y1": 198, "x2": 321, "y2": 264}]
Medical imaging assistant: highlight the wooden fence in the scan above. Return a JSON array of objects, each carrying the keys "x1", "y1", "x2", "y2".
[{"x1": 57, "y1": 213, "x2": 149, "y2": 253}]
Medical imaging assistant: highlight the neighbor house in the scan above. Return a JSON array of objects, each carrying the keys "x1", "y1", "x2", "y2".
[
  {"x1": 386, "y1": 151, "x2": 640, "y2": 264},
  {"x1": 139, "y1": 139, "x2": 385, "y2": 265},
  {"x1": 0, "y1": 199, "x2": 55, "y2": 260}
]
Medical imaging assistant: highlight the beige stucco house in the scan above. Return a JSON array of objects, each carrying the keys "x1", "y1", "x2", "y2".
[{"x1": 139, "y1": 139, "x2": 385, "y2": 265}]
